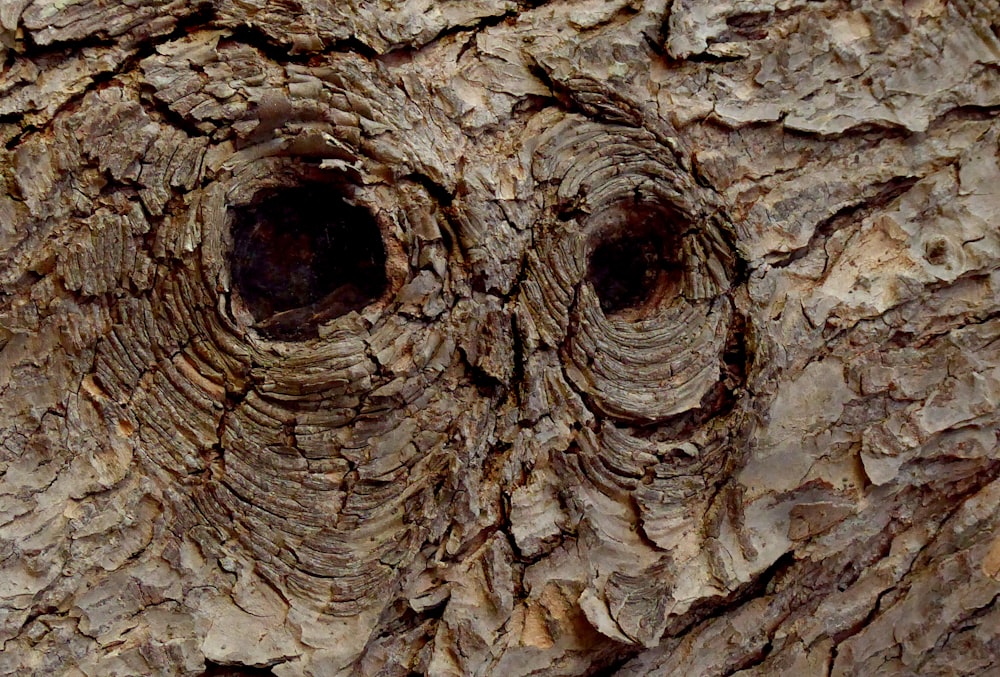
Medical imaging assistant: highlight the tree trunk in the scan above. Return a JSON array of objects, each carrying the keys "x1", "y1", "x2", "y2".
[{"x1": 2, "y1": 1, "x2": 999, "y2": 675}]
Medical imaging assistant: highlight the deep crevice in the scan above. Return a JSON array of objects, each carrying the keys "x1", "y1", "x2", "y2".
[
  {"x1": 4, "y1": 1, "x2": 218, "y2": 151},
  {"x1": 199, "y1": 661, "x2": 277, "y2": 677},
  {"x1": 768, "y1": 175, "x2": 919, "y2": 269}
]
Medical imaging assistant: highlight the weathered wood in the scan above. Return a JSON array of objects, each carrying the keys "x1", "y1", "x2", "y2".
[{"x1": 2, "y1": 0, "x2": 999, "y2": 675}]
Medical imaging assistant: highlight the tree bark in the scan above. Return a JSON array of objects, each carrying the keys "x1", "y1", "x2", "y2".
[{"x1": 2, "y1": 0, "x2": 1000, "y2": 675}]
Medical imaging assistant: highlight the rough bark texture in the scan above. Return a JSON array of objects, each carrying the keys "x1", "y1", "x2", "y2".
[{"x1": 2, "y1": 0, "x2": 1000, "y2": 675}]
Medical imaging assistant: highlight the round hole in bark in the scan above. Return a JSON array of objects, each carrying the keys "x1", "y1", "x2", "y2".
[
  {"x1": 588, "y1": 233, "x2": 662, "y2": 313},
  {"x1": 229, "y1": 185, "x2": 387, "y2": 340},
  {"x1": 586, "y1": 222, "x2": 682, "y2": 316},
  {"x1": 923, "y1": 237, "x2": 949, "y2": 266}
]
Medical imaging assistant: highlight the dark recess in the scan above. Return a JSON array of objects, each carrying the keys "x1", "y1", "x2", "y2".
[
  {"x1": 199, "y1": 661, "x2": 276, "y2": 676},
  {"x1": 588, "y1": 232, "x2": 662, "y2": 313},
  {"x1": 229, "y1": 185, "x2": 387, "y2": 340},
  {"x1": 586, "y1": 227, "x2": 681, "y2": 316}
]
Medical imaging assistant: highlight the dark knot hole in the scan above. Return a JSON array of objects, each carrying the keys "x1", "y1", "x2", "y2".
[
  {"x1": 229, "y1": 185, "x2": 387, "y2": 340},
  {"x1": 586, "y1": 225, "x2": 682, "y2": 316}
]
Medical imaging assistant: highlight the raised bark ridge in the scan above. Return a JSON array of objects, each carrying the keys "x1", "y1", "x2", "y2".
[{"x1": 1, "y1": 1, "x2": 999, "y2": 675}]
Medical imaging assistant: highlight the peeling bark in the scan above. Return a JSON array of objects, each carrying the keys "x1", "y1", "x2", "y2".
[{"x1": 2, "y1": 1, "x2": 1000, "y2": 675}]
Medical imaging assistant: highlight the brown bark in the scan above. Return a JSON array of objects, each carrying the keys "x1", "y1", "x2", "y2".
[{"x1": 2, "y1": 1, "x2": 1000, "y2": 675}]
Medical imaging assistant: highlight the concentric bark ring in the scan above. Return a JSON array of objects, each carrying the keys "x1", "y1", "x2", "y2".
[{"x1": 525, "y1": 116, "x2": 739, "y2": 423}]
